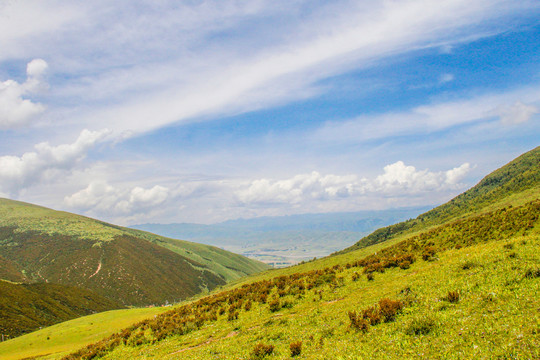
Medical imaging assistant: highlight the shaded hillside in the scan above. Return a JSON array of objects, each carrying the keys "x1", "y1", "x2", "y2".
[
  {"x1": 340, "y1": 145, "x2": 540, "y2": 253},
  {"x1": 0, "y1": 199, "x2": 269, "y2": 307},
  {"x1": 0, "y1": 228, "x2": 225, "y2": 306},
  {"x1": 0, "y1": 281, "x2": 123, "y2": 338}
]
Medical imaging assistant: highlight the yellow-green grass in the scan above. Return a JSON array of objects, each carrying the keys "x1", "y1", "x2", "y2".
[
  {"x1": 94, "y1": 233, "x2": 540, "y2": 359},
  {"x1": 0, "y1": 307, "x2": 171, "y2": 360}
]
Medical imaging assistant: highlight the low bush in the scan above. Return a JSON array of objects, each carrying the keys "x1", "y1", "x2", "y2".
[
  {"x1": 445, "y1": 290, "x2": 460, "y2": 303},
  {"x1": 378, "y1": 298, "x2": 403, "y2": 322},
  {"x1": 290, "y1": 341, "x2": 302, "y2": 357},
  {"x1": 251, "y1": 343, "x2": 274, "y2": 359},
  {"x1": 348, "y1": 311, "x2": 369, "y2": 333},
  {"x1": 405, "y1": 317, "x2": 436, "y2": 335}
]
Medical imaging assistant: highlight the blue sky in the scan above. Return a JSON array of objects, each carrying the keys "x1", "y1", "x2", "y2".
[{"x1": 0, "y1": 0, "x2": 539, "y2": 224}]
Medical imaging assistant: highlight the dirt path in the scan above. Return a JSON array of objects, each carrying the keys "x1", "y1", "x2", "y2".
[
  {"x1": 88, "y1": 261, "x2": 102, "y2": 278},
  {"x1": 169, "y1": 331, "x2": 238, "y2": 355}
]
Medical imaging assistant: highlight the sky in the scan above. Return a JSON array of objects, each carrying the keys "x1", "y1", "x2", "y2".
[{"x1": 0, "y1": 0, "x2": 539, "y2": 225}]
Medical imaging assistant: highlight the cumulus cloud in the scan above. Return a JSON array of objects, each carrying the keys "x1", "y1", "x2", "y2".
[
  {"x1": 375, "y1": 161, "x2": 471, "y2": 195},
  {"x1": 0, "y1": 58, "x2": 48, "y2": 128},
  {"x1": 237, "y1": 162, "x2": 471, "y2": 205},
  {"x1": 236, "y1": 171, "x2": 366, "y2": 205},
  {"x1": 497, "y1": 101, "x2": 538, "y2": 125},
  {"x1": 0, "y1": 128, "x2": 110, "y2": 195},
  {"x1": 64, "y1": 181, "x2": 169, "y2": 216}
]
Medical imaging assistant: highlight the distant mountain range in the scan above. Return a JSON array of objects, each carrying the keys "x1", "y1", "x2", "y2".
[{"x1": 132, "y1": 207, "x2": 430, "y2": 266}]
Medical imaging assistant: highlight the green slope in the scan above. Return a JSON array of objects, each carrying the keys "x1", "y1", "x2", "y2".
[
  {"x1": 0, "y1": 280, "x2": 123, "y2": 339},
  {"x1": 0, "y1": 199, "x2": 269, "y2": 307},
  {"x1": 339, "y1": 145, "x2": 540, "y2": 254}
]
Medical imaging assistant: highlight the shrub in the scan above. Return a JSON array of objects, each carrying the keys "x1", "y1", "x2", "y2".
[
  {"x1": 524, "y1": 268, "x2": 540, "y2": 279},
  {"x1": 461, "y1": 261, "x2": 476, "y2": 270},
  {"x1": 290, "y1": 341, "x2": 302, "y2": 357},
  {"x1": 251, "y1": 343, "x2": 274, "y2": 359},
  {"x1": 348, "y1": 311, "x2": 369, "y2": 333},
  {"x1": 268, "y1": 299, "x2": 281, "y2": 312},
  {"x1": 422, "y1": 246, "x2": 436, "y2": 261},
  {"x1": 362, "y1": 306, "x2": 381, "y2": 325},
  {"x1": 445, "y1": 291, "x2": 460, "y2": 303},
  {"x1": 378, "y1": 298, "x2": 403, "y2": 322},
  {"x1": 405, "y1": 317, "x2": 436, "y2": 335},
  {"x1": 351, "y1": 272, "x2": 360, "y2": 281},
  {"x1": 366, "y1": 273, "x2": 375, "y2": 281},
  {"x1": 399, "y1": 260, "x2": 411, "y2": 269}
]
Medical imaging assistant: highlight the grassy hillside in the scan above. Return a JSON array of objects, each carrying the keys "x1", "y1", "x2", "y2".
[
  {"x1": 0, "y1": 199, "x2": 269, "y2": 307},
  {"x1": 0, "y1": 281, "x2": 123, "y2": 339},
  {"x1": 340, "y1": 145, "x2": 540, "y2": 253},
  {"x1": 0, "y1": 199, "x2": 269, "y2": 282},
  {"x1": 3, "y1": 146, "x2": 537, "y2": 360},
  {"x1": 0, "y1": 307, "x2": 170, "y2": 360}
]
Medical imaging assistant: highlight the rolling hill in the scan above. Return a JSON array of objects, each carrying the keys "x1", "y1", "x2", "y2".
[
  {"x1": 1, "y1": 146, "x2": 538, "y2": 359},
  {"x1": 0, "y1": 199, "x2": 269, "y2": 307},
  {"x1": 338, "y1": 145, "x2": 540, "y2": 254},
  {"x1": 0, "y1": 280, "x2": 123, "y2": 339}
]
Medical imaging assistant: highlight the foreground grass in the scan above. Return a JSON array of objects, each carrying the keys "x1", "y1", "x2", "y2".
[
  {"x1": 0, "y1": 307, "x2": 170, "y2": 360},
  {"x1": 102, "y1": 234, "x2": 539, "y2": 359}
]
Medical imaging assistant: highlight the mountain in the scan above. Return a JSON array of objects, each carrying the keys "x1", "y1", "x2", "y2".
[
  {"x1": 0, "y1": 199, "x2": 269, "y2": 307},
  {"x1": 338, "y1": 145, "x2": 540, "y2": 254},
  {"x1": 0, "y1": 280, "x2": 123, "y2": 339},
  {"x1": 132, "y1": 207, "x2": 428, "y2": 267},
  {"x1": 5, "y1": 146, "x2": 537, "y2": 360}
]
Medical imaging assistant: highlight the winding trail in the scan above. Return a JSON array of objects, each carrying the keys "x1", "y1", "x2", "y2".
[{"x1": 88, "y1": 261, "x2": 102, "y2": 279}]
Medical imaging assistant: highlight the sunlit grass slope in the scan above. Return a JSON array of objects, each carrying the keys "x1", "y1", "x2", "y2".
[
  {"x1": 0, "y1": 307, "x2": 170, "y2": 360},
  {"x1": 340, "y1": 145, "x2": 540, "y2": 254}
]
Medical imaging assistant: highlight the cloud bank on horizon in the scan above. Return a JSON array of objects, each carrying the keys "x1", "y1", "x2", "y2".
[{"x1": 0, "y1": 0, "x2": 538, "y2": 224}]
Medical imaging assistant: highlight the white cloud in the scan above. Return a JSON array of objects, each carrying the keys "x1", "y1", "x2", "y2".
[
  {"x1": 0, "y1": 59, "x2": 48, "y2": 128},
  {"x1": 64, "y1": 181, "x2": 169, "y2": 216},
  {"x1": 237, "y1": 161, "x2": 471, "y2": 205},
  {"x1": 0, "y1": 128, "x2": 110, "y2": 195},
  {"x1": 312, "y1": 85, "x2": 540, "y2": 144},
  {"x1": 4, "y1": 0, "x2": 535, "y2": 135},
  {"x1": 439, "y1": 73, "x2": 455, "y2": 84},
  {"x1": 497, "y1": 101, "x2": 538, "y2": 125},
  {"x1": 236, "y1": 171, "x2": 366, "y2": 204},
  {"x1": 375, "y1": 161, "x2": 470, "y2": 195}
]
